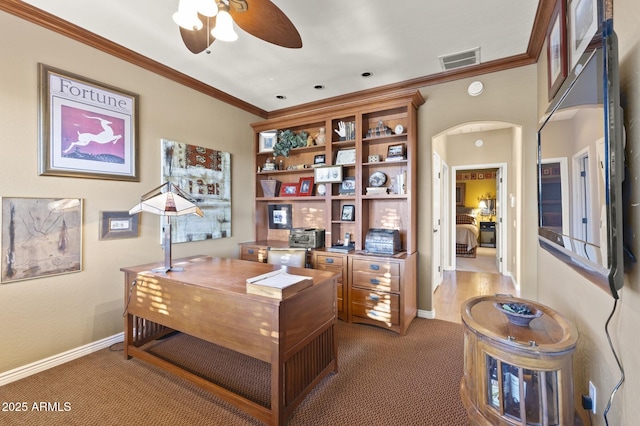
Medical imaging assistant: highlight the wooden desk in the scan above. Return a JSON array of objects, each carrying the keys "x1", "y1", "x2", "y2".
[{"x1": 121, "y1": 256, "x2": 338, "y2": 426}]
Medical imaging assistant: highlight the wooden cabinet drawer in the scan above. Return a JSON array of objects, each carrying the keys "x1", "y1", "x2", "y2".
[
  {"x1": 351, "y1": 288, "x2": 399, "y2": 325},
  {"x1": 240, "y1": 245, "x2": 267, "y2": 263},
  {"x1": 352, "y1": 271, "x2": 400, "y2": 293},
  {"x1": 351, "y1": 259, "x2": 400, "y2": 277},
  {"x1": 316, "y1": 254, "x2": 344, "y2": 268}
]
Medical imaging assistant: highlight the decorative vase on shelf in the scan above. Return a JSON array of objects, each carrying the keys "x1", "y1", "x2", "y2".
[{"x1": 315, "y1": 127, "x2": 326, "y2": 145}]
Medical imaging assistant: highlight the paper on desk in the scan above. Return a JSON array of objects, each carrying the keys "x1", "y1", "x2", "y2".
[{"x1": 246, "y1": 269, "x2": 310, "y2": 288}]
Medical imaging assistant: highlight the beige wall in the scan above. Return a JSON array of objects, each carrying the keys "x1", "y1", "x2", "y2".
[
  {"x1": 417, "y1": 65, "x2": 539, "y2": 312},
  {"x1": 533, "y1": 1, "x2": 640, "y2": 424},
  {"x1": 0, "y1": 12, "x2": 259, "y2": 372}
]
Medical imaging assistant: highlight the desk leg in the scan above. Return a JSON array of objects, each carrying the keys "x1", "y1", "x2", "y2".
[{"x1": 123, "y1": 313, "x2": 133, "y2": 360}]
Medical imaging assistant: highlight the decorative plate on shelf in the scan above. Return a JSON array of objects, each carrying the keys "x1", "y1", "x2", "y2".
[{"x1": 369, "y1": 171, "x2": 387, "y2": 187}]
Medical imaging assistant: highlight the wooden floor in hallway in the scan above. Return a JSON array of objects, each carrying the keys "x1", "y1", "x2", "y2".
[{"x1": 433, "y1": 270, "x2": 518, "y2": 324}]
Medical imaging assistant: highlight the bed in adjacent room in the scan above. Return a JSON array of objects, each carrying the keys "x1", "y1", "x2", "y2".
[{"x1": 456, "y1": 214, "x2": 478, "y2": 258}]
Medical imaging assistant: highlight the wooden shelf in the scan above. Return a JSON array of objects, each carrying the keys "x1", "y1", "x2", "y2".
[{"x1": 249, "y1": 89, "x2": 424, "y2": 334}]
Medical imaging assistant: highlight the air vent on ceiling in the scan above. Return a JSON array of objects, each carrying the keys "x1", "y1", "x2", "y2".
[{"x1": 439, "y1": 47, "x2": 481, "y2": 71}]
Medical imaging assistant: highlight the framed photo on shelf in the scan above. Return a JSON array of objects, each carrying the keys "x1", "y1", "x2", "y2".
[
  {"x1": 547, "y1": 0, "x2": 567, "y2": 100},
  {"x1": 99, "y1": 211, "x2": 139, "y2": 240},
  {"x1": 313, "y1": 154, "x2": 326, "y2": 166},
  {"x1": 279, "y1": 183, "x2": 299, "y2": 196},
  {"x1": 338, "y1": 177, "x2": 356, "y2": 195},
  {"x1": 259, "y1": 130, "x2": 276, "y2": 153},
  {"x1": 568, "y1": 0, "x2": 598, "y2": 70},
  {"x1": 267, "y1": 204, "x2": 292, "y2": 229},
  {"x1": 298, "y1": 177, "x2": 314, "y2": 196},
  {"x1": 38, "y1": 64, "x2": 139, "y2": 181},
  {"x1": 341, "y1": 204, "x2": 355, "y2": 221},
  {"x1": 387, "y1": 143, "x2": 405, "y2": 159},
  {"x1": 314, "y1": 165, "x2": 343, "y2": 183},
  {"x1": 335, "y1": 148, "x2": 356, "y2": 165}
]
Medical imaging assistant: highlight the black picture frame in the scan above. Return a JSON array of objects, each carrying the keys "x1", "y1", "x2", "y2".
[
  {"x1": 339, "y1": 177, "x2": 356, "y2": 195},
  {"x1": 341, "y1": 204, "x2": 355, "y2": 221},
  {"x1": 313, "y1": 154, "x2": 326, "y2": 165},
  {"x1": 268, "y1": 204, "x2": 292, "y2": 229}
]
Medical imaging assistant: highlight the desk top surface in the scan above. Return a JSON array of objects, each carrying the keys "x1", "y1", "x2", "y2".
[{"x1": 121, "y1": 255, "x2": 336, "y2": 295}]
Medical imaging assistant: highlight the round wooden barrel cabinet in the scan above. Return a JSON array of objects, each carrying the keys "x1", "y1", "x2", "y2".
[{"x1": 460, "y1": 295, "x2": 578, "y2": 425}]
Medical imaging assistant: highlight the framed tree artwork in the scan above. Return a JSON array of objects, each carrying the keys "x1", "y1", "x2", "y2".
[{"x1": 2, "y1": 197, "x2": 83, "y2": 283}]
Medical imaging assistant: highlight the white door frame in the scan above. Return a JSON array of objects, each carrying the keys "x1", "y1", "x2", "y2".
[{"x1": 448, "y1": 162, "x2": 508, "y2": 273}]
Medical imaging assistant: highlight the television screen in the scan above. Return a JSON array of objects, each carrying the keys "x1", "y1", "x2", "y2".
[{"x1": 537, "y1": 19, "x2": 624, "y2": 298}]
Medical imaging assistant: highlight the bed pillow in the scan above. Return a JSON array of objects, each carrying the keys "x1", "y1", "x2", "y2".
[{"x1": 456, "y1": 214, "x2": 476, "y2": 225}]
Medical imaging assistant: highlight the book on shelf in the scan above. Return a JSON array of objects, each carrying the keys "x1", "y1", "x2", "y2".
[
  {"x1": 246, "y1": 269, "x2": 313, "y2": 299},
  {"x1": 366, "y1": 187, "x2": 388, "y2": 195},
  {"x1": 327, "y1": 244, "x2": 355, "y2": 253},
  {"x1": 385, "y1": 156, "x2": 405, "y2": 162}
]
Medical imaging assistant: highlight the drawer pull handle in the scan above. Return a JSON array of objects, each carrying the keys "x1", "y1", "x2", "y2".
[
  {"x1": 370, "y1": 278, "x2": 380, "y2": 285},
  {"x1": 326, "y1": 258, "x2": 334, "y2": 264},
  {"x1": 368, "y1": 294, "x2": 380, "y2": 302},
  {"x1": 369, "y1": 264, "x2": 380, "y2": 271},
  {"x1": 248, "y1": 249, "x2": 255, "y2": 254}
]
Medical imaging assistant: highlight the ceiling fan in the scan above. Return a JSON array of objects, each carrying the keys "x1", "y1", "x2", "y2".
[{"x1": 173, "y1": 0, "x2": 302, "y2": 54}]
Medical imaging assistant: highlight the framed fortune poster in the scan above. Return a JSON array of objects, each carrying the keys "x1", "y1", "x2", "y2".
[{"x1": 38, "y1": 64, "x2": 139, "y2": 181}]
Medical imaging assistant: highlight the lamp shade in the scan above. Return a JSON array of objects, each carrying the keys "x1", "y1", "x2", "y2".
[
  {"x1": 129, "y1": 182, "x2": 203, "y2": 273},
  {"x1": 129, "y1": 182, "x2": 204, "y2": 217}
]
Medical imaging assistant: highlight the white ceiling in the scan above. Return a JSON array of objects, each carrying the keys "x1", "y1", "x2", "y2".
[{"x1": 20, "y1": 0, "x2": 541, "y2": 113}]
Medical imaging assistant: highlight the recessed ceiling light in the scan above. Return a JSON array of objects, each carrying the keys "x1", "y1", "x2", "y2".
[
  {"x1": 474, "y1": 139, "x2": 484, "y2": 147},
  {"x1": 467, "y1": 81, "x2": 484, "y2": 96},
  {"x1": 361, "y1": 72, "x2": 373, "y2": 78},
  {"x1": 276, "y1": 95, "x2": 286, "y2": 100},
  {"x1": 314, "y1": 84, "x2": 325, "y2": 90}
]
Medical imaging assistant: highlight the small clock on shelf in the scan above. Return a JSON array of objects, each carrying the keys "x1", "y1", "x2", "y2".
[{"x1": 369, "y1": 171, "x2": 387, "y2": 187}]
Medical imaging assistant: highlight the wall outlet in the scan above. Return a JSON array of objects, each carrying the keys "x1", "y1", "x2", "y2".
[{"x1": 589, "y1": 381, "x2": 597, "y2": 414}]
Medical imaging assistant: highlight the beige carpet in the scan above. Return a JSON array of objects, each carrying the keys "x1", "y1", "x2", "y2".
[
  {"x1": 457, "y1": 247, "x2": 499, "y2": 273},
  {"x1": 1, "y1": 319, "x2": 469, "y2": 426}
]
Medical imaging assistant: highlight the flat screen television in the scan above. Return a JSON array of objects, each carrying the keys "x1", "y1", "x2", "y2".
[{"x1": 537, "y1": 17, "x2": 624, "y2": 298}]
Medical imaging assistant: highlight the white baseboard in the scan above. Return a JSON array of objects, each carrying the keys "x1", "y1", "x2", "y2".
[
  {"x1": 417, "y1": 309, "x2": 435, "y2": 319},
  {"x1": 0, "y1": 332, "x2": 124, "y2": 386}
]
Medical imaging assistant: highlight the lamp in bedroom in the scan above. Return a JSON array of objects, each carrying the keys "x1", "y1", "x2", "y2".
[{"x1": 129, "y1": 182, "x2": 203, "y2": 273}]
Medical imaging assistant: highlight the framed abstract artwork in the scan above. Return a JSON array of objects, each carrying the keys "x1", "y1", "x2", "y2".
[
  {"x1": 38, "y1": 64, "x2": 139, "y2": 181},
  {"x1": 1, "y1": 197, "x2": 83, "y2": 283},
  {"x1": 161, "y1": 139, "x2": 232, "y2": 243}
]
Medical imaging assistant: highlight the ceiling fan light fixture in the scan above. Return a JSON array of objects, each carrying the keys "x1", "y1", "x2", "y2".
[
  {"x1": 173, "y1": 0, "x2": 203, "y2": 30},
  {"x1": 211, "y1": 6, "x2": 238, "y2": 42},
  {"x1": 196, "y1": 0, "x2": 218, "y2": 17}
]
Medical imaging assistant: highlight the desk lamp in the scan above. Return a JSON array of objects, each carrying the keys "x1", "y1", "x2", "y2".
[{"x1": 129, "y1": 182, "x2": 203, "y2": 273}]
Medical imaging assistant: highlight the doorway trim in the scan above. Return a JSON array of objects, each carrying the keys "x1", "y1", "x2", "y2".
[{"x1": 449, "y1": 162, "x2": 508, "y2": 274}]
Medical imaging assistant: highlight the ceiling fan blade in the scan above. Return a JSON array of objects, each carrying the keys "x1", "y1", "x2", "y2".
[
  {"x1": 179, "y1": 14, "x2": 216, "y2": 54},
  {"x1": 230, "y1": 0, "x2": 302, "y2": 48}
]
